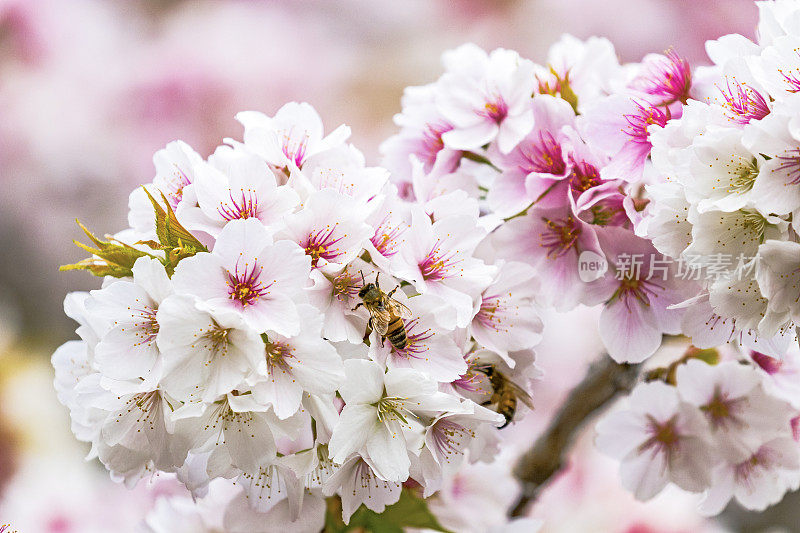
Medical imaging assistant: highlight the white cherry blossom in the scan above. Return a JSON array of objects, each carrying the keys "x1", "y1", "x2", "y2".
[
  {"x1": 172, "y1": 218, "x2": 311, "y2": 336},
  {"x1": 88, "y1": 256, "x2": 172, "y2": 382},
  {"x1": 328, "y1": 359, "x2": 461, "y2": 482},
  {"x1": 235, "y1": 101, "x2": 350, "y2": 170},
  {"x1": 156, "y1": 294, "x2": 264, "y2": 402}
]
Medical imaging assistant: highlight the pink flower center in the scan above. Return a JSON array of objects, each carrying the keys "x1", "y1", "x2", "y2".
[
  {"x1": 265, "y1": 340, "x2": 294, "y2": 373},
  {"x1": 520, "y1": 131, "x2": 567, "y2": 175},
  {"x1": 480, "y1": 96, "x2": 508, "y2": 123},
  {"x1": 779, "y1": 53, "x2": 800, "y2": 93},
  {"x1": 370, "y1": 214, "x2": 407, "y2": 258},
  {"x1": 226, "y1": 260, "x2": 270, "y2": 307},
  {"x1": 700, "y1": 386, "x2": 745, "y2": 431},
  {"x1": 420, "y1": 122, "x2": 453, "y2": 167},
  {"x1": 131, "y1": 305, "x2": 159, "y2": 347},
  {"x1": 622, "y1": 101, "x2": 670, "y2": 145},
  {"x1": 632, "y1": 49, "x2": 692, "y2": 105},
  {"x1": 589, "y1": 197, "x2": 628, "y2": 227},
  {"x1": 303, "y1": 224, "x2": 346, "y2": 267},
  {"x1": 218, "y1": 189, "x2": 260, "y2": 221},
  {"x1": 119, "y1": 390, "x2": 162, "y2": 428},
  {"x1": 419, "y1": 242, "x2": 461, "y2": 281},
  {"x1": 539, "y1": 215, "x2": 581, "y2": 259},
  {"x1": 718, "y1": 78, "x2": 770, "y2": 124},
  {"x1": 734, "y1": 447, "x2": 775, "y2": 484},
  {"x1": 475, "y1": 294, "x2": 510, "y2": 333},
  {"x1": 775, "y1": 148, "x2": 800, "y2": 185},
  {"x1": 204, "y1": 323, "x2": 230, "y2": 354},
  {"x1": 430, "y1": 419, "x2": 474, "y2": 463},
  {"x1": 612, "y1": 274, "x2": 663, "y2": 311},
  {"x1": 569, "y1": 157, "x2": 602, "y2": 193},
  {"x1": 452, "y1": 358, "x2": 483, "y2": 392},
  {"x1": 353, "y1": 459, "x2": 389, "y2": 491},
  {"x1": 281, "y1": 128, "x2": 310, "y2": 168},
  {"x1": 165, "y1": 167, "x2": 192, "y2": 209},
  {"x1": 332, "y1": 270, "x2": 361, "y2": 301},
  {"x1": 640, "y1": 415, "x2": 681, "y2": 455}
]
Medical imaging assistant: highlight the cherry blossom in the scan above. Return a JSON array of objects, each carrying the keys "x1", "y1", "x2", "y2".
[
  {"x1": 171, "y1": 218, "x2": 311, "y2": 336},
  {"x1": 470, "y1": 261, "x2": 543, "y2": 367},
  {"x1": 322, "y1": 456, "x2": 401, "y2": 524},
  {"x1": 180, "y1": 149, "x2": 299, "y2": 237},
  {"x1": 595, "y1": 382, "x2": 715, "y2": 500},
  {"x1": 249, "y1": 305, "x2": 344, "y2": 419},
  {"x1": 51, "y1": 10, "x2": 800, "y2": 528},
  {"x1": 436, "y1": 44, "x2": 537, "y2": 154},
  {"x1": 87, "y1": 257, "x2": 172, "y2": 382},
  {"x1": 235, "y1": 102, "x2": 350, "y2": 170},
  {"x1": 588, "y1": 228, "x2": 696, "y2": 362},
  {"x1": 328, "y1": 359, "x2": 461, "y2": 482},
  {"x1": 278, "y1": 188, "x2": 373, "y2": 274},
  {"x1": 156, "y1": 294, "x2": 264, "y2": 403},
  {"x1": 581, "y1": 94, "x2": 669, "y2": 182},
  {"x1": 393, "y1": 208, "x2": 495, "y2": 328}
]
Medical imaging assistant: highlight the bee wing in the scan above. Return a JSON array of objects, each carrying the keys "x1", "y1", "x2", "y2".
[
  {"x1": 505, "y1": 379, "x2": 535, "y2": 410},
  {"x1": 370, "y1": 308, "x2": 392, "y2": 336},
  {"x1": 387, "y1": 298, "x2": 413, "y2": 319}
]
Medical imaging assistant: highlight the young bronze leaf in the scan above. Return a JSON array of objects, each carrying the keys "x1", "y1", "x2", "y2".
[
  {"x1": 59, "y1": 220, "x2": 155, "y2": 278},
  {"x1": 141, "y1": 187, "x2": 207, "y2": 252},
  {"x1": 159, "y1": 191, "x2": 207, "y2": 252}
]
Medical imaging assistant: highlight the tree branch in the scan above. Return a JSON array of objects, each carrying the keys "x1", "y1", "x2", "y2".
[{"x1": 510, "y1": 356, "x2": 641, "y2": 517}]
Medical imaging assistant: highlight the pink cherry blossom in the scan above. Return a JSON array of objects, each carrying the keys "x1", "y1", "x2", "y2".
[{"x1": 595, "y1": 381, "x2": 715, "y2": 500}]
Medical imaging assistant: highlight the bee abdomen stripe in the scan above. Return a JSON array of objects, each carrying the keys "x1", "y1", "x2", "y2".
[{"x1": 386, "y1": 318, "x2": 404, "y2": 332}]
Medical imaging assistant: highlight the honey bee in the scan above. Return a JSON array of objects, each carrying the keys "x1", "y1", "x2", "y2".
[
  {"x1": 352, "y1": 272, "x2": 412, "y2": 349},
  {"x1": 475, "y1": 364, "x2": 534, "y2": 429}
]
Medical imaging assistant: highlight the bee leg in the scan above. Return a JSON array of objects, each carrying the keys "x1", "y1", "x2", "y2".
[
  {"x1": 387, "y1": 286, "x2": 398, "y2": 298},
  {"x1": 375, "y1": 272, "x2": 380, "y2": 288},
  {"x1": 480, "y1": 400, "x2": 492, "y2": 406},
  {"x1": 362, "y1": 318, "x2": 373, "y2": 344},
  {"x1": 352, "y1": 302, "x2": 364, "y2": 312},
  {"x1": 499, "y1": 419, "x2": 510, "y2": 429}
]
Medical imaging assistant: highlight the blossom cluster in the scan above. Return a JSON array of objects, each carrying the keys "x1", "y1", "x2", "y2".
[
  {"x1": 53, "y1": 102, "x2": 544, "y2": 528},
  {"x1": 597, "y1": 352, "x2": 800, "y2": 514},
  {"x1": 600, "y1": 0, "x2": 800, "y2": 516},
  {"x1": 378, "y1": 0, "x2": 800, "y2": 519},
  {"x1": 381, "y1": 36, "x2": 702, "y2": 364},
  {"x1": 642, "y1": 0, "x2": 800, "y2": 349}
]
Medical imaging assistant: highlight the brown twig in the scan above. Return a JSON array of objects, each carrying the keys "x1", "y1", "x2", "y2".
[{"x1": 510, "y1": 356, "x2": 641, "y2": 517}]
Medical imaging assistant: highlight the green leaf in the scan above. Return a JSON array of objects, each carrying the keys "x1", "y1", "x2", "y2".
[
  {"x1": 60, "y1": 220, "x2": 156, "y2": 278},
  {"x1": 324, "y1": 490, "x2": 451, "y2": 533}
]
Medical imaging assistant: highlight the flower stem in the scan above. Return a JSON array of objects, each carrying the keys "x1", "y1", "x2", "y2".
[{"x1": 510, "y1": 356, "x2": 641, "y2": 517}]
